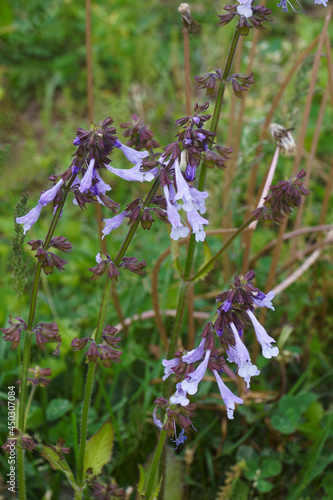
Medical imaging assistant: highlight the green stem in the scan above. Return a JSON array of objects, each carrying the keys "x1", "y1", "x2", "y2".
[
  {"x1": 145, "y1": 430, "x2": 167, "y2": 500},
  {"x1": 190, "y1": 216, "x2": 255, "y2": 283},
  {"x1": 24, "y1": 385, "x2": 36, "y2": 429},
  {"x1": 75, "y1": 174, "x2": 161, "y2": 495},
  {"x1": 76, "y1": 273, "x2": 112, "y2": 487},
  {"x1": 17, "y1": 176, "x2": 75, "y2": 500}
]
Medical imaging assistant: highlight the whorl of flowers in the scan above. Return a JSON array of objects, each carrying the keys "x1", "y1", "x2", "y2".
[
  {"x1": 252, "y1": 169, "x2": 310, "y2": 224},
  {"x1": 154, "y1": 271, "x2": 279, "y2": 446}
]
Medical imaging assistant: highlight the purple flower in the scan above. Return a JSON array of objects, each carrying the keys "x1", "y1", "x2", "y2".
[
  {"x1": 182, "y1": 338, "x2": 206, "y2": 363},
  {"x1": 162, "y1": 357, "x2": 181, "y2": 381},
  {"x1": 114, "y1": 140, "x2": 149, "y2": 164},
  {"x1": 213, "y1": 370, "x2": 243, "y2": 419},
  {"x1": 106, "y1": 163, "x2": 155, "y2": 183},
  {"x1": 16, "y1": 179, "x2": 64, "y2": 234},
  {"x1": 192, "y1": 116, "x2": 200, "y2": 125},
  {"x1": 237, "y1": 0, "x2": 253, "y2": 17},
  {"x1": 246, "y1": 310, "x2": 279, "y2": 359},
  {"x1": 79, "y1": 158, "x2": 96, "y2": 193},
  {"x1": 170, "y1": 382, "x2": 190, "y2": 406},
  {"x1": 153, "y1": 406, "x2": 163, "y2": 430},
  {"x1": 314, "y1": 0, "x2": 327, "y2": 5},
  {"x1": 72, "y1": 136, "x2": 81, "y2": 146},
  {"x1": 16, "y1": 204, "x2": 43, "y2": 234},
  {"x1": 185, "y1": 163, "x2": 196, "y2": 181},
  {"x1": 102, "y1": 210, "x2": 129, "y2": 238},
  {"x1": 181, "y1": 350, "x2": 210, "y2": 396},
  {"x1": 163, "y1": 185, "x2": 190, "y2": 240},
  {"x1": 39, "y1": 179, "x2": 64, "y2": 206},
  {"x1": 253, "y1": 291, "x2": 275, "y2": 310},
  {"x1": 227, "y1": 322, "x2": 260, "y2": 388},
  {"x1": 187, "y1": 209, "x2": 208, "y2": 242}
]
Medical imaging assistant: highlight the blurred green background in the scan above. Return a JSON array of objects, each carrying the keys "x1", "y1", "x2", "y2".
[{"x1": 0, "y1": 1, "x2": 333, "y2": 499}]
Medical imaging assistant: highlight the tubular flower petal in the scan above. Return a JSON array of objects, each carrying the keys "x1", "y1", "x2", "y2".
[
  {"x1": 181, "y1": 350, "x2": 210, "y2": 396},
  {"x1": 253, "y1": 291, "x2": 275, "y2": 310},
  {"x1": 39, "y1": 179, "x2": 64, "y2": 206},
  {"x1": 237, "y1": 0, "x2": 253, "y2": 17},
  {"x1": 182, "y1": 338, "x2": 206, "y2": 363},
  {"x1": 16, "y1": 204, "x2": 43, "y2": 234},
  {"x1": 114, "y1": 140, "x2": 149, "y2": 164},
  {"x1": 213, "y1": 370, "x2": 243, "y2": 419},
  {"x1": 227, "y1": 322, "x2": 260, "y2": 388},
  {"x1": 102, "y1": 211, "x2": 129, "y2": 238},
  {"x1": 162, "y1": 357, "x2": 181, "y2": 381},
  {"x1": 79, "y1": 158, "x2": 96, "y2": 193},
  {"x1": 170, "y1": 382, "x2": 190, "y2": 406},
  {"x1": 246, "y1": 310, "x2": 279, "y2": 359}
]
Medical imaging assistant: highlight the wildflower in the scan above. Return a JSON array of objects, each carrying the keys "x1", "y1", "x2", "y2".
[
  {"x1": 247, "y1": 310, "x2": 279, "y2": 359},
  {"x1": 16, "y1": 179, "x2": 64, "y2": 234},
  {"x1": 170, "y1": 382, "x2": 190, "y2": 406},
  {"x1": 227, "y1": 322, "x2": 260, "y2": 388},
  {"x1": 253, "y1": 291, "x2": 275, "y2": 310},
  {"x1": 182, "y1": 338, "x2": 206, "y2": 363},
  {"x1": 163, "y1": 184, "x2": 190, "y2": 241},
  {"x1": 181, "y1": 349, "x2": 211, "y2": 396},
  {"x1": 102, "y1": 211, "x2": 129, "y2": 238},
  {"x1": 237, "y1": 0, "x2": 253, "y2": 18},
  {"x1": 162, "y1": 357, "x2": 181, "y2": 381},
  {"x1": 213, "y1": 369, "x2": 243, "y2": 419}
]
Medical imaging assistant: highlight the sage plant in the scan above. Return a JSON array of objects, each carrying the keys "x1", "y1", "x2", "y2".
[{"x1": 1, "y1": 1, "x2": 327, "y2": 499}]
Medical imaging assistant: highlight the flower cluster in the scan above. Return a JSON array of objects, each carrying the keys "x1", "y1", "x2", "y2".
[
  {"x1": 153, "y1": 397, "x2": 197, "y2": 448},
  {"x1": 277, "y1": 0, "x2": 327, "y2": 14},
  {"x1": 252, "y1": 169, "x2": 310, "y2": 223},
  {"x1": 27, "y1": 236, "x2": 71, "y2": 275},
  {"x1": 227, "y1": 72, "x2": 255, "y2": 99},
  {"x1": 19, "y1": 366, "x2": 52, "y2": 388},
  {"x1": 15, "y1": 117, "x2": 154, "y2": 235},
  {"x1": 120, "y1": 113, "x2": 160, "y2": 151},
  {"x1": 217, "y1": 5, "x2": 272, "y2": 35},
  {"x1": 71, "y1": 325, "x2": 122, "y2": 368},
  {"x1": 1, "y1": 317, "x2": 61, "y2": 353},
  {"x1": 155, "y1": 271, "x2": 278, "y2": 444}
]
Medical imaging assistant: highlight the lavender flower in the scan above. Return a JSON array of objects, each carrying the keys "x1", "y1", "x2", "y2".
[
  {"x1": 102, "y1": 211, "x2": 129, "y2": 238},
  {"x1": 247, "y1": 310, "x2": 279, "y2": 359},
  {"x1": 253, "y1": 291, "x2": 275, "y2": 310},
  {"x1": 181, "y1": 350, "x2": 210, "y2": 396},
  {"x1": 237, "y1": 0, "x2": 253, "y2": 17},
  {"x1": 213, "y1": 370, "x2": 243, "y2": 419},
  {"x1": 162, "y1": 357, "x2": 181, "y2": 381},
  {"x1": 182, "y1": 338, "x2": 206, "y2": 363},
  {"x1": 170, "y1": 382, "x2": 190, "y2": 406},
  {"x1": 227, "y1": 322, "x2": 260, "y2": 388},
  {"x1": 16, "y1": 179, "x2": 64, "y2": 234},
  {"x1": 163, "y1": 184, "x2": 190, "y2": 240},
  {"x1": 79, "y1": 158, "x2": 96, "y2": 193}
]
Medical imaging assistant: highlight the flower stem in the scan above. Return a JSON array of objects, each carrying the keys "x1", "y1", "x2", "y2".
[
  {"x1": 17, "y1": 176, "x2": 75, "y2": 500},
  {"x1": 75, "y1": 174, "x2": 161, "y2": 495},
  {"x1": 145, "y1": 430, "x2": 167, "y2": 500},
  {"x1": 165, "y1": 26, "x2": 240, "y2": 364}
]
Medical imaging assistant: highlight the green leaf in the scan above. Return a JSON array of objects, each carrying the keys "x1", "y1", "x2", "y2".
[
  {"x1": 256, "y1": 478, "x2": 273, "y2": 493},
  {"x1": 41, "y1": 445, "x2": 77, "y2": 490},
  {"x1": 261, "y1": 458, "x2": 282, "y2": 478},
  {"x1": 46, "y1": 399, "x2": 73, "y2": 421},
  {"x1": 277, "y1": 324, "x2": 293, "y2": 349},
  {"x1": 194, "y1": 241, "x2": 214, "y2": 281},
  {"x1": 84, "y1": 419, "x2": 114, "y2": 478},
  {"x1": 137, "y1": 464, "x2": 145, "y2": 495}
]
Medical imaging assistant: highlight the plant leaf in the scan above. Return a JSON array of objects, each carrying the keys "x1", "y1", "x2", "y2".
[
  {"x1": 84, "y1": 419, "x2": 114, "y2": 478},
  {"x1": 193, "y1": 240, "x2": 214, "y2": 282},
  {"x1": 41, "y1": 445, "x2": 77, "y2": 490}
]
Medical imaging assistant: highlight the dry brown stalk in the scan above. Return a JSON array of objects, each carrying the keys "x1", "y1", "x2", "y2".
[
  {"x1": 292, "y1": 85, "x2": 328, "y2": 252},
  {"x1": 262, "y1": 5, "x2": 332, "y2": 298},
  {"x1": 241, "y1": 35, "x2": 320, "y2": 274},
  {"x1": 249, "y1": 224, "x2": 333, "y2": 265}
]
